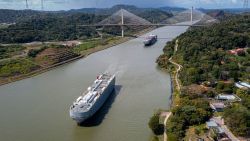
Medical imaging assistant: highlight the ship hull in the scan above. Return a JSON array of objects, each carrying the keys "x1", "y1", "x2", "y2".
[{"x1": 70, "y1": 76, "x2": 115, "y2": 124}]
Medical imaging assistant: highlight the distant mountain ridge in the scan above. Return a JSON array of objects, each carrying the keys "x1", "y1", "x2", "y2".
[
  {"x1": 0, "y1": 9, "x2": 40, "y2": 23},
  {"x1": 68, "y1": 5, "x2": 186, "y2": 14},
  {"x1": 0, "y1": 5, "x2": 183, "y2": 24},
  {"x1": 0, "y1": 5, "x2": 174, "y2": 43}
]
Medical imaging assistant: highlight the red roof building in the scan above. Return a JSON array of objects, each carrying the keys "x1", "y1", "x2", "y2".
[{"x1": 229, "y1": 48, "x2": 244, "y2": 55}]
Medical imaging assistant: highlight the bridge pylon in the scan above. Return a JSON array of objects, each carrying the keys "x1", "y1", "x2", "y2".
[{"x1": 121, "y1": 9, "x2": 124, "y2": 37}]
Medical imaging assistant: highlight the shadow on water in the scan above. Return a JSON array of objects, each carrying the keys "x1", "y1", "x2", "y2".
[{"x1": 79, "y1": 85, "x2": 122, "y2": 127}]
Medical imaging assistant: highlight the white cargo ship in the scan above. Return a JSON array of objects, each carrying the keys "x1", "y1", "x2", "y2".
[{"x1": 69, "y1": 73, "x2": 115, "y2": 124}]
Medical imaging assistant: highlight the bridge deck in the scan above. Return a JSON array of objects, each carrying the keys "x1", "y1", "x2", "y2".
[{"x1": 78, "y1": 24, "x2": 204, "y2": 27}]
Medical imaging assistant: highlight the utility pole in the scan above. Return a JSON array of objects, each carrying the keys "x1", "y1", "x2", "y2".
[
  {"x1": 41, "y1": 0, "x2": 44, "y2": 11},
  {"x1": 191, "y1": 6, "x2": 193, "y2": 24},
  {"x1": 25, "y1": 0, "x2": 29, "y2": 9},
  {"x1": 243, "y1": 0, "x2": 248, "y2": 9},
  {"x1": 121, "y1": 9, "x2": 124, "y2": 38}
]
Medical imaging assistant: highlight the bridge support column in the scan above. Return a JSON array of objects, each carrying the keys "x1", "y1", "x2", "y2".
[
  {"x1": 121, "y1": 26, "x2": 124, "y2": 38},
  {"x1": 121, "y1": 9, "x2": 124, "y2": 38}
]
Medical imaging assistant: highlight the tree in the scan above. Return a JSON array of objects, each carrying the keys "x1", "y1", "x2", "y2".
[
  {"x1": 247, "y1": 48, "x2": 250, "y2": 54},
  {"x1": 148, "y1": 112, "x2": 164, "y2": 135},
  {"x1": 224, "y1": 105, "x2": 250, "y2": 137},
  {"x1": 27, "y1": 46, "x2": 46, "y2": 58},
  {"x1": 236, "y1": 89, "x2": 250, "y2": 109}
]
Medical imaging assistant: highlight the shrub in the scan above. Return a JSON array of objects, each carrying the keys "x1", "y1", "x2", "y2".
[{"x1": 27, "y1": 46, "x2": 46, "y2": 58}]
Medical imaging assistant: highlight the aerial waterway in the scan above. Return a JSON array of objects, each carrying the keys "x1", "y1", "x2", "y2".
[{"x1": 0, "y1": 22, "x2": 191, "y2": 141}]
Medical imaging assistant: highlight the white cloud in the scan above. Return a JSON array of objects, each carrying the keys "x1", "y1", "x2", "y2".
[
  {"x1": 0, "y1": 0, "x2": 245, "y2": 10},
  {"x1": 232, "y1": 0, "x2": 238, "y2": 3}
]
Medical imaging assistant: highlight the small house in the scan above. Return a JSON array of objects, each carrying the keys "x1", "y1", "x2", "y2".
[
  {"x1": 229, "y1": 48, "x2": 245, "y2": 55},
  {"x1": 210, "y1": 102, "x2": 225, "y2": 112},
  {"x1": 206, "y1": 119, "x2": 226, "y2": 138},
  {"x1": 216, "y1": 94, "x2": 241, "y2": 102},
  {"x1": 216, "y1": 94, "x2": 235, "y2": 101},
  {"x1": 235, "y1": 81, "x2": 250, "y2": 90},
  {"x1": 206, "y1": 120, "x2": 218, "y2": 129}
]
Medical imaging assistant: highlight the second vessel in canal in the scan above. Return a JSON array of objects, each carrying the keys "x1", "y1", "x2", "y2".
[
  {"x1": 70, "y1": 73, "x2": 115, "y2": 124},
  {"x1": 143, "y1": 34, "x2": 158, "y2": 46}
]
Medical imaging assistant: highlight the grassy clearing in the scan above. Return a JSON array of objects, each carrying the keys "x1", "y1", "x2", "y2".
[
  {"x1": 184, "y1": 124, "x2": 208, "y2": 141},
  {"x1": 0, "y1": 24, "x2": 9, "y2": 29},
  {"x1": 0, "y1": 58, "x2": 39, "y2": 77},
  {"x1": 73, "y1": 40, "x2": 98, "y2": 54},
  {"x1": 0, "y1": 44, "x2": 25, "y2": 59},
  {"x1": 73, "y1": 37, "x2": 122, "y2": 54}
]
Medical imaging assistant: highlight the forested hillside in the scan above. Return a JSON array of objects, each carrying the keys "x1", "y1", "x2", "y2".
[
  {"x1": 0, "y1": 13, "x2": 103, "y2": 43},
  {"x1": 0, "y1": 9, "x2": 41, "y2": 23},
  {"x1": 157, "y1": 14, "x2": 250, "y2": 140},
  {"x1": 158, "y1": 14, "x2": 250, "y2": 85},
  {"x1": 0, "y1": 5, "x2": 173, "y2": 43}
]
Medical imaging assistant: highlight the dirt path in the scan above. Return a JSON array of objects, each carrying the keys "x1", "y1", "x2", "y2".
[
  {"x1": 163, "y1": 112, "x2": 172, "y2": 141},
  {"x1": 163, "y1": 40, "x2": 182, "y2": 141},
  {"x1": 168, "y1": 39, "x2": 182, "y2": 91}
]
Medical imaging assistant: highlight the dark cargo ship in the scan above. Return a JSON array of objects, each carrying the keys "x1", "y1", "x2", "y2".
[{"x1": 143, "y1": 34, "x2": 157, "y2": 46}]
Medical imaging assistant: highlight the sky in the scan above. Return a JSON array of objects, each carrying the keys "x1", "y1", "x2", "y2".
[{"x1": 0, "y1": 0, "x2": 245, "y2": 11}]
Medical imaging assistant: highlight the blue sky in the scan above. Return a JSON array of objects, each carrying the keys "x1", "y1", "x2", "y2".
[{"x1": 0, "y1": 0, "x2": 245, "y2": 10}]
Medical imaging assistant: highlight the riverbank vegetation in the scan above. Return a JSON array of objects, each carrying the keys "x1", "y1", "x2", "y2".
[
  {"x1": 0, "y1": 58, "x2": 39, "y2": 78},
  {"x1": 157, "y1": 14, "x2": 250, "y2": 140},
  {"x1": 0, "y1": 44, "x2": 78, "y2": 84}
]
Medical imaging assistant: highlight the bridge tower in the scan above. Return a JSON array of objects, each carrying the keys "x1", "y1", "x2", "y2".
[
  {"x1": 121, "y1": 9, "x2": 124, "y2": 37},
  {"x1": 191, "y1": 6, "x2": 193, "y2": 24}
]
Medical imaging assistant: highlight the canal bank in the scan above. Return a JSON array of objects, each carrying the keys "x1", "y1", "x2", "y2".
[
  {"x1": 0, "y1": 23, "x2": 190, "y2": 141},
  {"x1": 0, "y1": 27, "x2": 156, "y2": 86}
]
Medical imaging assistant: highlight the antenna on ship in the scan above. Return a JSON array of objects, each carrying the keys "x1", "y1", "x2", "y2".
[{"x1": 25, "y1": 0, "x2": 29, "y2": 9}]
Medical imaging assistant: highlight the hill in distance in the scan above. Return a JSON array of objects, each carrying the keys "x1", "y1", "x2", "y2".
[
  {"x1": 0, "y1": 5, "x2": 174, "y2": 43},
  {"x1": 0, "y1": 5, "x2": 181, "y2": 24}
]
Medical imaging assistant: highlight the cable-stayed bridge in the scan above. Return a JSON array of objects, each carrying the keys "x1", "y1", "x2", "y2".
[{"x1": 78, "y1": 7, "x2": 216, "y2": 37}]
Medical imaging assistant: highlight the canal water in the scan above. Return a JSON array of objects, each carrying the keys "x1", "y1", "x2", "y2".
[{"x1": 0, "y1": 24, "x2": 190, "y2": 141}]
